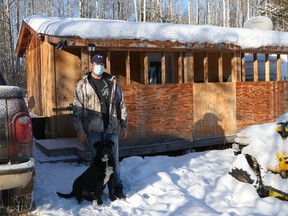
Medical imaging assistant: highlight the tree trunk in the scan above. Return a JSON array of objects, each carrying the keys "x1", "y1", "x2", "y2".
[
  {"x1": 5, "y1": 0, "x2": 15, "y2": 84},
  {"x1": 196, "y1": 0, "x2": 199, "y2": 24},
  {"x1": 134, "y1": 0, "x2": 138, "y2": 21},
  {"x1": 143, "y1": 0, "x2": 146, "y2": 22},
  {"x1": 79, "y1": 0, "x2": 84, "y2": 18}
]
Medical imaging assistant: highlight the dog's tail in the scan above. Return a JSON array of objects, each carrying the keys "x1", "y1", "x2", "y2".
[{"x1": 57, "y1": 191, "x2": 74, "y2": 199}]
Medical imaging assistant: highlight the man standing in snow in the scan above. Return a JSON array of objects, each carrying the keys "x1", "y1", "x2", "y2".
[{"x1": 72, "y1": 54, "x2": 128, "y2": 199}]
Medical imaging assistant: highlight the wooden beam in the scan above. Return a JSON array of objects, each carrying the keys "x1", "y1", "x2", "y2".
[
  {"x1": 189, "y1": 52, "x2": 194, "y2": 83},
  {"x1": 241, "y1": 53, "x2": 245, "y2": 82},
  {"x1": 184, "y1": 51, "x2": 194, "y2": 83},
  {"x1": 253, "y1": 53, "x2": 258, "y2": 81},
  {"x1": 63, "y1": 38, "x2": 288, "y2": 54},
  {"x1": 161, "y1": 52, "x2": 166, "y2": 84},
  {"x1": 231, "y1": 53, "x2": 236, "y2": 82},
  {"x1": 184, "y1": 52, "x2": 188, "y2": 83},
  {"x1": 139, "y1": 53, "x2": 144, "y2": 84},
  {"x1": 204, "y1": 52, "x2": 208, "y2": 83},
  {"x1": 106, "y1": 50, "x2": 111, "y2": 74},
  {"x1": 235, "y1": 52, "x2": 241, "y2": 82},
  {"x1": 81, "y1": 47, "x2": 89, "y2": 74},
  {"x1": 178, "y1": 53, "x2": 183, "y2": 83},
  {"x1": 144, "y1": 52, "x2": 148, "y2": 84},
  {"x1": 218, "y1": 52, "x2": 223, "y2": 82},
  {"x1": 126, "y1": 51, "x2": 131, "y2": 85},
  {"x1": 277, "y1": 54, "x2": 281, "y2": 81},
  {"x1": 265, "y1": 54, "x2": 270, "y2": 81}
]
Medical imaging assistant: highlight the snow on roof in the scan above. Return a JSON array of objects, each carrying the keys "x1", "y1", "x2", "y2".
[{"x1": 24, "y1": 15, "x2": 288, "y2": 50}]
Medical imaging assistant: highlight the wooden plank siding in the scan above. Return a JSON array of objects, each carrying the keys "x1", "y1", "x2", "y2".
[
  {"x1": 192, "y1": 83, "x2": 236, "y2": 139},
  {"x1": 236, "y1": 81, "x2": 288, "y2": 131},
  {"x1": 26, "y1": 34, "x2": 42, "y2": 115},
  {"x1": 120, "y1": 84, "x2": 194, "y2": 149},
  {"x1": 119, "y1": 81, "x2": 288, "y2": 151}
]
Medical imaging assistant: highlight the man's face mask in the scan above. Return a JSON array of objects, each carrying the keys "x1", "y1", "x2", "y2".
[{"x1": 93, "y1": 64, "x2": 104, "y2": 75}]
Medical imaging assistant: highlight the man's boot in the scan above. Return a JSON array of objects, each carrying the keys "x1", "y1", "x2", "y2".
[{"x1": 114, "y1": 184, "x2": 126, "y2": 199}]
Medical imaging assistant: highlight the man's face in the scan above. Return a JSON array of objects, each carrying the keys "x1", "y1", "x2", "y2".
[{"x1": 90, "y1": 62, "x2": 105, "y2": 70}]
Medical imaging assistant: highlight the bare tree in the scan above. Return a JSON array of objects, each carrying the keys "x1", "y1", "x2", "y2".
[
  {"x1": 79, "y1": 0, "x2": 84, "y2": 18},
  {"x1": 205, "y1": 0, "x2": 210, "y2": 24},
  {"x1": 143, "y1": 0, "x2": 146, "y2": 22},
  {"x1": 195, "y1": 0, "x2": 199, "y2": 24},
  {"x1": 5, "y1": 0, "x2": 15, "y2": 83},
  {"x1": 133, "y1": 0, "x2": 138, "y2": 21},
  {"x1": 157, "y1": 0, "x2": 162, "y2": 22}
]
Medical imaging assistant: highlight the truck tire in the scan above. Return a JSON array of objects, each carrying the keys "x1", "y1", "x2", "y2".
[{"x1": 2, "y1": 176, "x2": 34, "y2": 215}]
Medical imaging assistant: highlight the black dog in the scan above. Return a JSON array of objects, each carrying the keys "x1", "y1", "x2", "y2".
[{"x1": 57, "y1": 140, "x2": 116, "y2": 205}]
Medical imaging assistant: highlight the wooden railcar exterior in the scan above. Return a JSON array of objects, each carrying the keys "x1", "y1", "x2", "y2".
[{"x1": 16, "y1": 18, "x2": 288, "y2": 156}]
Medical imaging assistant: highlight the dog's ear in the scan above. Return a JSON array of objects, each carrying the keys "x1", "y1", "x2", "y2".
[
  {"x1": 93, "y1": 141, "x2": 104, "y2": 148},
  {"x1": 109, "y1": 140, "x2": 114, "y2": 146}
]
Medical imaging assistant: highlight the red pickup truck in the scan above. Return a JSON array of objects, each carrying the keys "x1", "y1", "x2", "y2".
[{"x1": 0, "y1": 73, "x2": 35, "y2": 215}]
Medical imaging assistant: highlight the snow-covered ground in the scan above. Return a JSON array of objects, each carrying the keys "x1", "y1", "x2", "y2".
[{"x1": 31, "y1": 142, "x2": 288, "y2": 215}]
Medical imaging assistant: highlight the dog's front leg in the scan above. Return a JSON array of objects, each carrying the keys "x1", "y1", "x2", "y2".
[
  {"x1": 73, "y1": 179, "x2": 84, "y2": 204},
  {"x1": 108, "y1": 175, "x2": 117, "y2": 202},
  {"x1": 95, "y1": 185, "x2": 104, "y2": 205}
]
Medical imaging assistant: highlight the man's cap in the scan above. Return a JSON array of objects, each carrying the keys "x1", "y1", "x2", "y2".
[{"x1": 91, "y1": 54, "x2": 105, "y2": 64}]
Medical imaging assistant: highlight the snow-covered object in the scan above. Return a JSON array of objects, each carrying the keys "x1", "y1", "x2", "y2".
[
  {"x1": 232, "y1": 112, "x2": 288, "y2": 194},
  {"x1": 23, "y1": 15, "x2": 288, "y2": 50}
]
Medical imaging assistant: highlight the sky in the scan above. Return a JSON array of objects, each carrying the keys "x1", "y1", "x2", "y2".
[{"x1": 31, "y1": 113, "x2": 288, "y2": 216}]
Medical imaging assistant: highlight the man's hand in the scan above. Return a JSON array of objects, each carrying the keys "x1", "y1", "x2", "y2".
[
  {"x1": 77, "y1": 129, "x2": 87, "y2": 143},
  {"x1": 120, "y1": 127, "x2": 127, "y2": 139}
]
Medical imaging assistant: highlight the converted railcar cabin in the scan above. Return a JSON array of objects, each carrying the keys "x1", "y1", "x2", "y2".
[{"x1": 16, "y1": 15, "x2": 288, "y2": 157}]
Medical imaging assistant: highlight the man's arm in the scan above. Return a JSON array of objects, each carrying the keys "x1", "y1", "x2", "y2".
[{"x1": 72, "y1": 86, "x2": 87, "y2": 143}]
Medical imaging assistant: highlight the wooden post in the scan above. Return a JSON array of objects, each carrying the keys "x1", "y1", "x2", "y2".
[
  {"x1": 277, "y1": 54, "x2": 281, "y2": 81},
  {"x1": 184, "y1": 52, "x2": 188, "y2": 83},
  {"x1": 144, "y1": 52, "x2": 148, "y2": 84},
  {"x1": 184, "y1": 51, "x2": 194, "y2": 83},
  {"x1": 253, "y1": 53, "x2": 258, "y2": 81},
  {"x1": 218, "y1": 52, "x2": 223, "y2": 82},
  {"x1": 241, "y1": 53, "x2": 245, "y2": 82},
  {"x1": 178, "y1": 53, "x2": 183, "y2": 83},
  {"x1": 81, "y1": 47, "x2": 89, "y2": 74},
  {"x1": 126, "y1": 51, "x2": 131, "y2": 85},
  {"x1": 161, "y1": 52, "x2": 166, "y2": 84},
  {"x1": 140, "y1": 52, "x2": 144, "y2": 84},
  {"x1": 106, "y1": 50, "x2": 111, "y2": 74},
  {"x1": 204, "y1": 52, "x2": 208, "y2": 83},
  {"x1": 265, "y1": 54, "x2": 270, "y2": 81},
  {"x1": 189, "y1": 52, "x2": 194, "y2": 83},
  {"x1": 235, "y1": 52, "x2": 241, "y2": 82},
  {"x1": 231, "y1": 52, "x2": 236, "y2": 82}
]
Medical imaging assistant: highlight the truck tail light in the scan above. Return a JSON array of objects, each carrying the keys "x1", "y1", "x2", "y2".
[{"x1": 15, "y1": 115, "x2": 33, "y2": 144}]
